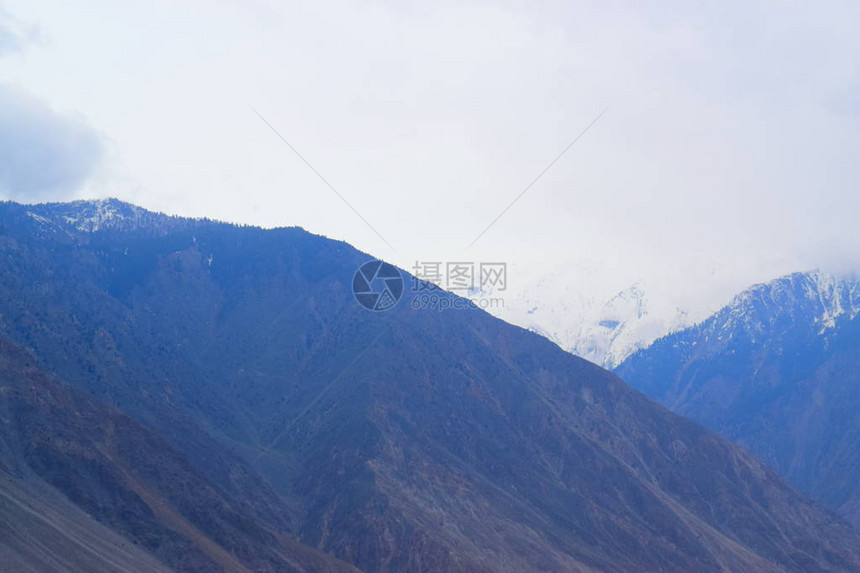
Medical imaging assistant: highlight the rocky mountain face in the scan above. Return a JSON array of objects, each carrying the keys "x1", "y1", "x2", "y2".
[
  {"x1": 2, "y1": 199, "x2": 860, "y2": 572},
  {"x1": 616, "y1": 271, "x2": 860, "y2": 528}
]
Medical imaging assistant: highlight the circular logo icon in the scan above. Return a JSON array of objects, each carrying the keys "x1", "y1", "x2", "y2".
[{"x1": 352, "y1": 260, "x2": 404, "y2": 311}]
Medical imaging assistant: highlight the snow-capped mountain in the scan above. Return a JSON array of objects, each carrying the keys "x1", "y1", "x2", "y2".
[
  {"x1": 17, "y1": 198, "x2": 204, "y2": 238},
  {"x1": 702, "y1": 270, "x2": 860, "y2": 341},
  {"x1": 485, "y1": 274, "x2": 692, "y2": 369},
  {"x1": 24, "y1": 197, "x2": 148, "y2": 231},
  {"x1": 486, "y1": 267, "x2": 860, "y2": 370}
]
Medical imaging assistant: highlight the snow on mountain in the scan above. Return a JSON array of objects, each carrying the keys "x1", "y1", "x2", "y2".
[
  {"x1": 23, "y1": 198, "x2": 144, "y2": 233},
  {"x1": 40, "y1": 198, "x2": 147, "y2": 231},
  {"x1": 22, "y1": 198, "x2": 198, "y2": 236},
  {"x1": 65, "y1": 198, "x2": 144, "y2": 231},
  {"x1": 480, "y1": 264, "x2": 860, "y2": 370},
  {"x1": 481, "y1": 266, "x2": 693, "y2": 369},
  {"x1": 697, "y1": 270, "x2": 860, "y2": 344},
  {"x1": 614, "y1": 269, "x2": 860, "y2": 373}
]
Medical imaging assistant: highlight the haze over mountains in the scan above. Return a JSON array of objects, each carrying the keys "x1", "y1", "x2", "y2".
[
  {"x1": 2, "y1": 199, "x2": 860, "y2": 572},
  {"x1": 617, "y1": 270, "x2": 860, "y2": 531}
]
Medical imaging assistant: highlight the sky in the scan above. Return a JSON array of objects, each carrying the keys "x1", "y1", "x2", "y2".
[{"x1": 1, "y1": 0, "x2": 859, "y2": 322}]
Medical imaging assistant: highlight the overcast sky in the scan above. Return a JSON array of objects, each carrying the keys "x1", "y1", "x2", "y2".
[{"x1": 1, "y1": 0, "x2": 859, "y2": 317}]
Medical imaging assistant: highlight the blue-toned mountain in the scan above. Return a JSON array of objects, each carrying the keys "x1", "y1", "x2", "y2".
[{"x1": 617, "y1": 271, "x2": 860, "y2": 527}]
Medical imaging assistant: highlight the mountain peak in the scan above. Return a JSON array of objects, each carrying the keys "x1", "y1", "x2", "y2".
[
  {"x1": 715, "y1": 270, "x2": 860, "y2": 339},
  {"x1": 13, "y1": 197, "x2": 211, "y2": 237},
  {"x1": 28, "y1": 197, "x2": 152, "y2": 232}
]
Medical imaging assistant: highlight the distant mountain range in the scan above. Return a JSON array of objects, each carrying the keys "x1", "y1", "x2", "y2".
[
  {"x1": 2, "y1": 199, "x2": 860, "y2": 572},
  {"x1": 617, "y1": 270, "x2": 860, "y2": 529}
]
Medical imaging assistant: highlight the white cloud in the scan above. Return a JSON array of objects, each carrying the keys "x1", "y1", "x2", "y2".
[{"x1": 0, "y1": 0, "x2": 858, "y2": 316}]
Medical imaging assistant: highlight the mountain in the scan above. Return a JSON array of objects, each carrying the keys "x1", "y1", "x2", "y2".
[
  {"x1": 616, "y1": 270, "x2": 860, "y2": 528},
  {"x1": 2, "y1": 199, "x2": 860, "y2": 572},
  {"x1": 489, "y1": 277, "x2": 690, "y2": 369}
]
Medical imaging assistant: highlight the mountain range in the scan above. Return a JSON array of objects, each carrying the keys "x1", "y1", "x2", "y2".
[{"x1": 2, "y1": 198, "x2": 860, "y2": 572}]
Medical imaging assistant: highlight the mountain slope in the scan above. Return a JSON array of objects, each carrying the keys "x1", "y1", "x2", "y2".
[
  {"x1": 0, "y1": 337, "x2": 359, "y2": 573},
  {"x1": 616, "y1": 271, "x2": 860, "y2": 527},
  {"x1": 0, "y1": 473, "x2": 173, "y2": 573},
  {"x1": 2, "y1": 200, "x2": 860, "y2": 572}
]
